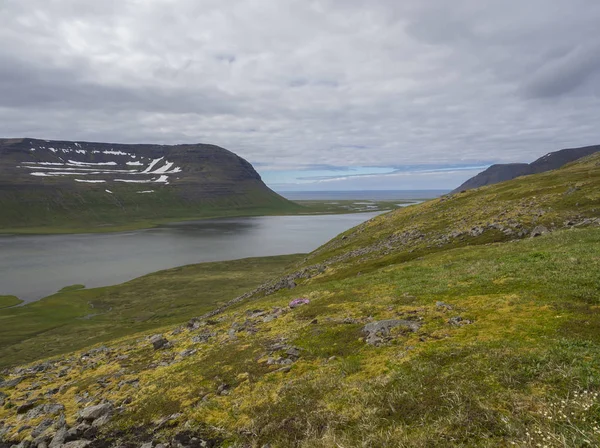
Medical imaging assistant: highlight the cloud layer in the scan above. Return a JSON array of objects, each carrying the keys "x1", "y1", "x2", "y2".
[{"x1": 1, "y1": 0, "x2": 599, "y2": 189}]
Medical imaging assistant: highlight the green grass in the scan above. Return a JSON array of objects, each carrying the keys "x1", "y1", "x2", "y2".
[
  {"x1": 0, "y1": 254, "x2": 303, "y2": 369},
  {"x1": 0, "y1": 295, "x2": 22, "y2": 309}
]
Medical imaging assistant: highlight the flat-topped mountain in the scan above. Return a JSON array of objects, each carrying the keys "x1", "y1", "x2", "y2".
[
  {"x1": 452, "y1": 144, "x2": 600, "y2": 193},
  {"x1": 0, "y1": 138, "x2": 298, "y2": 231}
]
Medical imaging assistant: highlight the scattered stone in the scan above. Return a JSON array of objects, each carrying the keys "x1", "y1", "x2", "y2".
[
  {"x1": 91, "y1": 413, "x2": 112, "y2": 428},
  {"x1": 149, "y1": 334, "x2": 170, "y2": 350},
  {"x1": 363, "y1": 319, "x2": 422, "y2": 346},
  {"x1": 530, "y1": 225, "x2": 549, "y2": 237},
  {"x1": 49, "y1": 426, "x2": 67, "y2": 448},
  {"x1": 62, "y1": 441, "x2": 91, "y2": 448},
  {"x1": 289, "y1": 298, "x2": 310, "y2": 308},
  {"x1": 17, "y1": 399, "x2": 39, "y2": 414},
  {"x1": 448, "y1": 316, "x2": 473, "y2": 326},
  {"x1": 216, "y1": 384, "x2": 230, "y2": 396},
  {"x1": 286, "y1": 347, "x2": 301, "y2": 358},
  {"x1": 0, "y1": 376, "x2": 24, "y2": 388},
  {"x1": 179, "y1": 348, "x2": 197, "y2": 358},
  {"x1": 140, "y1": 443, "x2": 153, "y2": 448},
  {"x1": 31, "y1": 419, "x2": 54, "y2": 438},
  {"x1": 436, "y1": 301, "x2": 454, "y2": 311},
  {"x1": 79, "y1": 403, "x2": 113, "y2": 421}
]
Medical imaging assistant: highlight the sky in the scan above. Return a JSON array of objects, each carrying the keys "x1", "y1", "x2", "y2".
[{"x1": 1, "y1": 1, "x2": 599, "y2": 191}]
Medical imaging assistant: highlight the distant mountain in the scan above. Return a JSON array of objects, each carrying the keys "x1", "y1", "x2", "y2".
[
  {"x1": 0, "y1": 138, "x2": 298, "y2": 231},
  {"x1": 452, "y1": 144, "x2": 600, "y2": 193}
]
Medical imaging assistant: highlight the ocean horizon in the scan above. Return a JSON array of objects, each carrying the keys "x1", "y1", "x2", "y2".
[{"x1": 278, "y1": 190, "x2": 448, "y2": 201}]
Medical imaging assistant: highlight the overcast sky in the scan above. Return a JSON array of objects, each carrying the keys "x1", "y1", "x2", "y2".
[{"x1": 1, "y1": 1, "x2": 599, "y2": 191}]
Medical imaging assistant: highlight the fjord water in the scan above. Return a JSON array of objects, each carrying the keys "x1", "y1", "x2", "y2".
[{"x1": 0, "y1": 212, "x2": 381, "y2": 303}]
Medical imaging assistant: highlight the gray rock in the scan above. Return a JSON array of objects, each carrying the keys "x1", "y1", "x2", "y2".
[
  {"x1": 448, "y1": 316, "x2": 473, "y2": 326},
  {"x1": 435, "y1": 301, "x2": 453, "y2": 311},
  {"x1": 17, "y1": 399, "x2": 39, "y2": 414},
  {"x1": 140, "y1": 443, "x2": 153, "y2": 448},
  {"x1": 62, "y1": 441, "x2": 91, "y2": 448},
  {"x1": 49, "y1": 427, "x2": 67, "y2": 448},
  {"x1": 91, "y1": 413, "x2": 111, "y2": 428},
  {"x1": 530, "y1": 225, "x2": 549, "y2": 237},
  {"x1": 286, "y1": 347, "x2": 301, "y2": 358},
  {"x1": 0, "y1": 376, "x2": 24, "y2": 388},
  {"x1": 363, "y1": 319, "x2": 422, "y2": 346},
  {"x1": 31, "y1": 419, "x2": 54, "y2": 438},
  {"x1": 79, "y1": 403, "x2": 113, "y2": 421},
  {"x1": 179, "y1": 349, "x2": 197, "y2": 358},
  {"x1": 149, "y1": 334, "x2": 170, "y2": 350}
]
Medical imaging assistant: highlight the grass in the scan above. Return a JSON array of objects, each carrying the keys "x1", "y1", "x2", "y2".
[
  {"x1": 0, "y1": 295, "x2": 22, "y2": 309},
  {"x1": 0, "y1": 254, "x2": 303, "y2": 369},
  {"x1": 0, "y1": 198, "x2": 421, "y2": 235}
]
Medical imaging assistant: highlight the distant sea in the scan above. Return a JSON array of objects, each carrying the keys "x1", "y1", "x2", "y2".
[{"x1": 278, "y1": 190, "x2": 448, "y2": 201}]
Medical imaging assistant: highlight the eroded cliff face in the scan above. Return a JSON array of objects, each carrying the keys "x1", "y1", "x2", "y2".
[{"x1": 0, "y1": 138, "x2": 296, "y2": 229}]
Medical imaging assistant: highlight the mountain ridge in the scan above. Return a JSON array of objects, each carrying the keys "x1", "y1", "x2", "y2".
[
  {"x1": 0, "y1": 138, "x2": 298, "y2": 231},
  {"x1": 452, "y1": 144, "x2": 600, "y2": 193}
]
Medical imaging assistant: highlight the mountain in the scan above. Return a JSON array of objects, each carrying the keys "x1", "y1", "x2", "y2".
[
  {"x1": 0, "y1": 138, "x2": 298, "y2": 231},
  {"x1": 452, "y1": 144, "x2": 600, "y2": 193},
  {"x1": 0, "y1": 153, "x2": 599, "y2": 447}
]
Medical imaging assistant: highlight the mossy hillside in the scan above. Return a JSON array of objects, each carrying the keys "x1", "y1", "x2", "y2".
[
  {"x1": 0, "y1": 183, "x2": 301, "y2": 234},
  {"x1": 304, "y1": 152, "x2": 600, "y2": 275},
  {"x1": 0, "y1": 255, "x2": 303, "y2": 370},
  {"x1": 2, "y1": 228, "x2": 600, "y2": 447}
]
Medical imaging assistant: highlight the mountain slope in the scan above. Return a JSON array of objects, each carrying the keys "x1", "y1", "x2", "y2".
[
  {"x1": 0, "y1": 138, "x2": 298, "y2": 232},
  {"x1": 452, "y1": 144, "x2": 600, "y2": 193},
  {"x1": 1, "y1": 154, "x2": 599, "y2": 447}
]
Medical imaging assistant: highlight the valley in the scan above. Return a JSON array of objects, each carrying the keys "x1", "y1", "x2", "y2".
[{"x1": 1, "y1": 153, "x2": 599, "y2": 447}]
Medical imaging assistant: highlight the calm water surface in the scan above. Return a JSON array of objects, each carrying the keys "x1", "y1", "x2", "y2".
[{"x1": 0, "y1": 212, "x2": 381, "y2": 303}]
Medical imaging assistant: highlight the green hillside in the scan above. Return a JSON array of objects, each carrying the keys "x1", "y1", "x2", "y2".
[{"x1": 1, "y1": 154, "x2": 599, "y2": 447}]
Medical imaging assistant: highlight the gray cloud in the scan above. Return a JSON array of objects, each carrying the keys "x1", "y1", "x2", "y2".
[{"x1": 1, "y1": 0, "x2": 600, "y2": 189}]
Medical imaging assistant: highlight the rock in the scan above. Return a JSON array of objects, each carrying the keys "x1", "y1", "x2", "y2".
[
  {"x1": 530, "y1": 225, "x2": 549, "y2": 237},
  {"x1": 289, "y1": 298, "x2": 310, "y2": 308},
  {"x1": 79, "y1": 403, "x2": 113, "y2": 421},
  {"x1": 1, "y1": 376, "x2": 24, "y2": 388},
  {"x1": 435, "y1": 301, "x2": 453, "y2": 311},
  {"x1": 91, "y1": 413, "x2": 112, "y2": 428},
  {"x1": 216, "y1": 384, "x2": 230, "y2": 396},
  {"x1": 448, "y1": 316, "x2": 473, "y2": 326},
  {"x1": 363, "y1": 319, "x2": 422, "y2": 346},
  {"x1": 149, "y1": 334, "x2": 170, "y2": 350},
  {"x1": 49, "y1": 426, "x2": 67, "y2": 448},
  {"x1": 262, "y1": 314, "x2": 277, "y2": 323},
  {"x1": 31, "y1": 419, "x2": 54, "y2": 438},
  {"x1": 179, "y1": 349, "x2": 197, "y2": 358},
  {"x1": 25, "y1": 403, "x2": 65, "y2": 420},
  {"x1": 140, "y1": 443, "x2": 153, "y2": 448},
  {"x1": 17, "y1": 399, "x2": 39, "y2": 414},
  {"x1": 62, "y1": 441, "x2": 91, "y2": 448},
  {"x1": 0, "y1": 391, "x2": 6, "y2": 406},
  {"x1": 286, "y1": 347, "x2": 301, "y2": 358}
]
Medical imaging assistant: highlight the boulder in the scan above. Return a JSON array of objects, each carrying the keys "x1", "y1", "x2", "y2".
[
  {"x1": 79, "y1": 403, "x2": 113, "y2": 421},
  {"x1": 530, "y1": 225, "x2": 549, "y2": 237},
  {"x1": 49, "y1": 427, "x2": 67, "y2": 448},
  {"x1": 363, "y1": 319, "x2": 421, "y2": 346},
  {"x1": 62, "y1": 441, "x2": 91, "y2": 448},
  {"x1": 149, "y1": 334, "x2": 170, "y2": 350}
]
